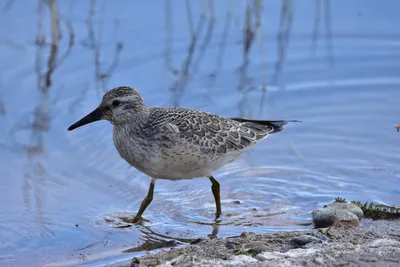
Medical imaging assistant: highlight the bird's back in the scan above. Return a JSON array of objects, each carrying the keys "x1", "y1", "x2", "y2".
[{"x1": 147, "y1": 107, "x2": 291, "y2": 151}]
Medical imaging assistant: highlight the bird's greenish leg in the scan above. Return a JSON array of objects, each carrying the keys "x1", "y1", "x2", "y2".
[
  {"x1": 209, "y1": 176, "x2": 222, "y2": 219},
  {"x1": 131, "y1": 178, "x2": 156, "y2": 223}
]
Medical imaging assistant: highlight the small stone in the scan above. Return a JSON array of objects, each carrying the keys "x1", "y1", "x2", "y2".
[
  {"x1": 240, "y1": 231, "x2": 249, "y2": 238},
  {"x1": 190, "y1": 238, "x2": 206, "y2": 245},
  {"x1": 130, "y1": 257, "x2": 140, "y2": 267},
  {"x1": 312, "y1": 203, "x2": 363, "y2": 228},
  {"x1": 226, "y1": 241, "x2": 238, "y2": 250},
  {"x1": 291, "y1": 235, "x2": 322, "y2": 248},
  {"x1": 166, "y1": 240, "x2": 178, "y2": 246},
  {"x1": 247, "y1": 241, "x2": 268, "y2": 254},
  {"x1": 232, "y1": 200, "x2": 243, "y2": 204}
]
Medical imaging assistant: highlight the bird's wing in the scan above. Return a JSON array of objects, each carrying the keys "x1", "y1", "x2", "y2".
[{"x1": 147, "y1": 108, "x2": 278, "y2": 155}]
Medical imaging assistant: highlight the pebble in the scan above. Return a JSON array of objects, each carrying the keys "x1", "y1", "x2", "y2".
[
  {"x1": 291, "y1": 235, "x2": 322, "y2": 248},
  {"x1": 247, "y1": 241, "x2": 268, "y2": 254},
  {"x1": 312, "y1": 203, "x2": 363, "y2": 228},
  {"x1": 167, "y1": 240, "x2": 178, "y2": 246},
  {"x1": 190, "y1": 238, "x2": 206, "y2": 245},
  {"x1": 225, "y1": 241, "x2": 238, "y2": 250},
  {"x1": 240, "y1": 231, "x2": 249, "y2": 238},
  {"x1": 130, "y1": 257, "x2": 140, "y2": 267}
]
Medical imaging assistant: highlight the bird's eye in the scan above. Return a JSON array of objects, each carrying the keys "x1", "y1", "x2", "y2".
[{"x1": 112, "y1": 100, "x2": 121, "y2": 107}]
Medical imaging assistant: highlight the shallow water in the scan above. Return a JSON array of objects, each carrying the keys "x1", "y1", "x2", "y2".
[{"x1": 0, "y1": 0, "x2": 399, "y2": 266}]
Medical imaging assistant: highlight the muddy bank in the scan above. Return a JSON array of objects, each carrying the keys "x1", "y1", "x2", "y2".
[{"x1": 103, "y1": 219, "x2": 400, "y2": 267}]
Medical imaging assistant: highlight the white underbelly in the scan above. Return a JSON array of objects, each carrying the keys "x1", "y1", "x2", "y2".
[
  {"x1": 113, "y1": 128, "x2": 249, "y2": 180},
  {"x1": 145, "y1": 149, "x2": 245, "y2": 180}
]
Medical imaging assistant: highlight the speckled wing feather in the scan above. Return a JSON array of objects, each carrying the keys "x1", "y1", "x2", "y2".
[{"x1": 147, "y1": 107, "x2": 287, "y2": 156}]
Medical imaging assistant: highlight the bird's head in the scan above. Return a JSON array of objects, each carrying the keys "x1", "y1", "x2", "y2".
[{"x1": 68, "y1": 86, "x2": 148, "y2": 131}]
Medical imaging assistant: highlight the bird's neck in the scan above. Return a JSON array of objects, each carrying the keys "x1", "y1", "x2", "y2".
[{"x1": 116, "y1": 105, "x2": 150, "y2": 130}]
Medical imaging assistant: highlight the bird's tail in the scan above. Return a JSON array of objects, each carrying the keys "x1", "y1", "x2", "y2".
[{"x1": 230, "y1": 118, "x2": 301, "y2": 134}]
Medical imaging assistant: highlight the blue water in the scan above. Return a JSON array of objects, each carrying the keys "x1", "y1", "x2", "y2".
[{"x1": 0, "y1": 1, "x2": 399, "y2": 266}]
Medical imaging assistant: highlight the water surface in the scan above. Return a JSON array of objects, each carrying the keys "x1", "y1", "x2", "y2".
[{"x1": 0, "y1": 1, "x2": 399, "y2": 266}]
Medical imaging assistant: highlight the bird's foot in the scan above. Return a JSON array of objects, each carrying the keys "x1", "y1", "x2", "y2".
[
  {"x1": 128, "y1": 216, "x2": 143, "y2": 224},
  {"x1": 119, "y1": 215, "x2": 144, "y2": 224}
]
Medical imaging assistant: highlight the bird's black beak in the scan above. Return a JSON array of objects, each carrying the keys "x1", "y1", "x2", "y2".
[{"x1": 67, "y1": 106, "x2": 106, "y2": 131}]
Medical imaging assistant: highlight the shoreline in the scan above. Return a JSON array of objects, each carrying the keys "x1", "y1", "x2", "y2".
[{"x1": 103, "y1": 219, "x2": 400, "y2": 267}]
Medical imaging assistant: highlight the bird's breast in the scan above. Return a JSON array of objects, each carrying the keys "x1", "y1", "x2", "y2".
[{"x1": 113, "y1": 127, "x2": 153, "y2": 168}]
